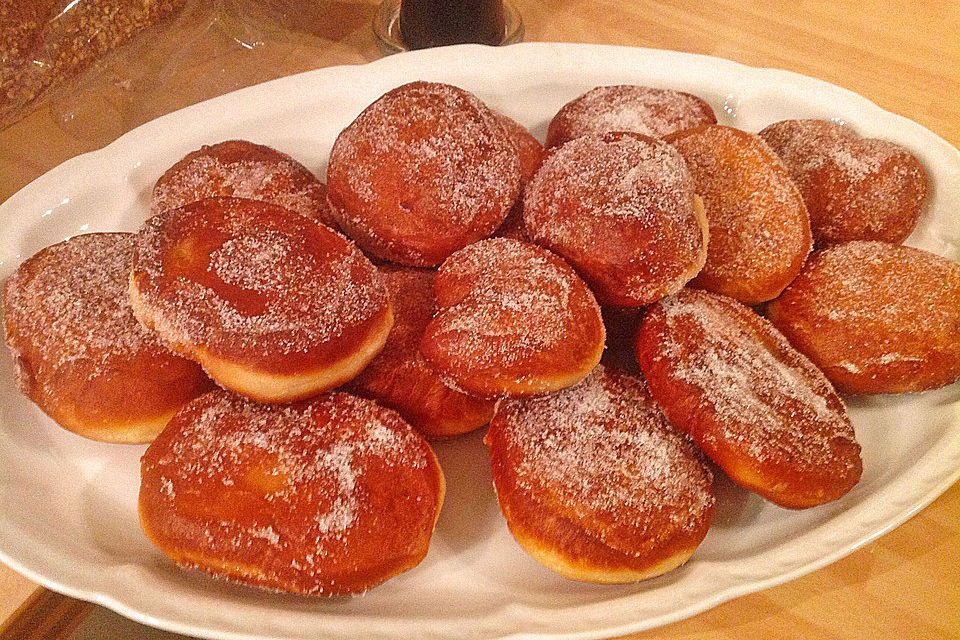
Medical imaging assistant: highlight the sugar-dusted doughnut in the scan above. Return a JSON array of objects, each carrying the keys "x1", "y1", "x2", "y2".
[
  {"x1": 636, "y1": 288, "x2": 862, "y2": 508},
  {"x1": 139, "y1": 390, "x2": 444, "y2": 595},
  {"x1": 326, "y1": 82, "x2": 521, "y2": 266},
  {"x1": 523, "y1": 132, "x2": 708, "y2": 306},
  {"x1": 347, "y1": 266, "x2": 496, "y2": 437},
  {"x1": 493, "y1": 113, "x2": 546, "y2": 241},
  {"x1": 759, "y1": 119, "x2": 928, "y2": 246},
  {"x1": 486, "y1": 365, "x2": 714, "y2": 582},
  {"x1": 421, "y1": 237, "x2": 605, "y2": 398},
  {"x1": 666, "y1": 125, "x2": 812, "y2": 303},
  {"x1": 498, "y1": 113, "x2": 546, "y2": 185},
  {"x1": 546, "y1": 85, "x2": 717, "y2": 148},
  {"x1": 129, "y1": 197, "x2": 393, "y2": 402},
  {"x1": 766, "y1": 241, "x2": 960, "y2": 393},
  {"x1": 2, "y1": 233, "x2": 213, "y2": 443},
  {"x1": 152, "y1": 139, "x2": 335, "y2": 228}
]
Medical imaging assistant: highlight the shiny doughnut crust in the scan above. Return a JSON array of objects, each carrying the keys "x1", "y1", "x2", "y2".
[
  {"x1": 347, "y1": 266, "x2": 496, "y2": 437},
  {"x1": 666, "y1": 125, "x2": 812, "y2": 303},
  {"x1": 421, "y1": 238, "x2": 605, "y2": 398},
  {"x1": 759, "y1": 119, "x2": 928, "y2": 246},
  {"x1": 636, "y1": 288, "x2": 862, "y2": 509},
  {"x1": 326, "y1": 81, "x2": 521, "y2": 266},
  {"x1": 139, "y1": 391, "x2": 445, "y2": 595},
  {"x1": 2, "y1": 233, "x2": 213, "y2": 443},
  {"x1": 152, "y1": 139, "x2": 335, "y2": 228},
  {"x1": 486, "y1": 365, "x2": 715, "y2": 582},
  {"x1": 766, "y1": 241, "x2": 960, "y2": 393},
  {"x1": 546, "y1": 85, "x2": 717, "y2": 148},
  {"x1": 523, "y1": 132, "x2": 708, "y2": 306},
  {"x1": 130, "y1": 197, "x2": 393, "y2": 402}
]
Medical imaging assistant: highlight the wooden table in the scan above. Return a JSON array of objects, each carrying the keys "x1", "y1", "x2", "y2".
[{"x1": 1, "y1": 0, "x2": 958, "y2": 638}]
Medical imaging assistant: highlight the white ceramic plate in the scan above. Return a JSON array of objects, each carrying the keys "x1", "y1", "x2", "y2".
[{"x1": 1, "y1": 43, "x2": 958, "y2": 640}]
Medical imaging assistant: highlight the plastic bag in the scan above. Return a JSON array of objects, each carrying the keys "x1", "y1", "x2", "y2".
[
  {"x1": 1, "y1": 0, "x2": 186, "y2": 128},
  {"x1": 1, "y1": 0, "x2": 370, "y2": 132},
  {"x1": 0, "y1": 0, "x2": 374, "y2": 200}
]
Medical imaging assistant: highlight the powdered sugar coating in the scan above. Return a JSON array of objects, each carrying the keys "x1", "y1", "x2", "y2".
[
  {"x1": 326, "y1": 81, "x2": 521, "y2": 266},
  {"x1": 2, "y1": 232, "x2": 212, "y2": 440},
  {"x1": 786, "y1": 242, "x2": 959, "y2": 333},
  {"x1": 524, "y1": 132, "x2": 706, "y2": 306},
  {"x1": 759, "y1": 119, "x2": 928, "y2": 245},
  {"x1": 152, "y1": 140, "x2": 334, "y2": 228},
  {"x1": 488, "y1": 365, "x2": 714, "y2": 564},
  {"x1": 5, "y1": 233, "x2": 153, "y2": 374},
  {"x1": 668, "y1": 125, "x2": 812, "y2": 303},
  {"x1": 131, "y1": 197, "x2": 389, "y2": 372},
  {"x1": 436, "y1": 241, "x2": 574, "y2": 362},
  {"x1": 655, "y1": 293, "x2": 840, "y2": 432},
  {"x1": 546, "y1": 85, "x2": 717, "y2": 147},
  {"x1": 637, "y1": 288, "x2": 861, "y2": 508},
  {"x1": 139, "y1": 391, "x2": 443, "y2": 595},
  {"x1": 766, "y1": 241, "x2": 960, "y2": 393},
  {"x1": 422, "y1": 238, "x2": 605, "y2": 397}
]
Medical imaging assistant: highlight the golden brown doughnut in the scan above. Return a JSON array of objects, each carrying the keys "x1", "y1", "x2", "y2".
[
  {"x1": 546, "y1": 85, "x2": 717, "y2": 148},
  {"x1": 139, "y1": 390, "x2": 445, "y2": 595},
  {"x1": 346, "y1": 266, "x2": 496, "y2": 437},
  {"x1": 2, "y1": 233, "x2": 213, "y2": 443},
  {"x1": 152, "y1": 139, "x2": 335, "y2": 228},
  {"x1": 666, "y1": 125, "x2": 812, "y2": 303},
  {"x1": 636, "y1": 288, "x2": 862, "y2": 509},
  {"x1": 493, "y1": 113, "x2": 546, "y2": 241},
  {"x1": 759, "y1": 119, "x2": 928, "y2": 246},
  {"x1": 523, "y1": 132, "x2": 708, "y2": 306},
  {"x1": 498, "y1": 113, "x2": 546, "y2": 185},
  {"x1": 486, "y1": 365, "x2": 715, "y2": 582},
  {"x1": 326, "y1": 81, "x2": 521, "y2": 266},
  {"x1": 420, "y1": 237, "x2": 605, "y2": 398},
  {"x1": 129, "y1": 196, "x2": 393, "y2": 402},
  {"x1": 766, "y1": 240, "x2": 960, "y2": 393}
]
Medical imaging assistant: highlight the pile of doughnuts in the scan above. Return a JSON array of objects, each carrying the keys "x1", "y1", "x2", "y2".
[{"x1": 3, "y1": 79, "x2": 958, "y2": 595}]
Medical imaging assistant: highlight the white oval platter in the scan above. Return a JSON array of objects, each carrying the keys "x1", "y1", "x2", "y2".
[{"x1": 0, "y1": 42, "x2": 958, "y2": 640}]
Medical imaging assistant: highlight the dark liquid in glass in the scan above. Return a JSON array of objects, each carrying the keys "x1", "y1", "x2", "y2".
[{"x1": 399, "y1": 0, "x2": 507, "y2": 49}]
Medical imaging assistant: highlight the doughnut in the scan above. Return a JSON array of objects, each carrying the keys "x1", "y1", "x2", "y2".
[
  {"x1": 326, "y1": 81, "x2": 521, "y2": 266},
  {"x1": 636, "y1": 288, "x2": 862, "y2": 509},
  {"x1": 766, "y1": 241, "x2": 960, "y2": 393},
  {"x1": 523, "y1": 132, "x2": 708, "y2": 306},
  {"x1": 346, "y1": 266, "x2": 496, "y2": 438},
  {"x1": 759, "y1": 119, "x2": 928, "y2": 246},
  {"x1": 666, "y1": 125, "x2": 812, "y2": 303},
  {"x1": 486, "y1": 365, "x2": 715, "y2": 582},
  {"x1": 152, "y1": 139, "x2": 335, "y2": 228},
  {"x1": 2, "y1": 233, "x2": 213, "y2": 443},
  {"x1": 493, "y1": 113, "x2": 546, "y2": 241},
  {"x1": 129, "y1": 196, "x2": 393, "y2": 402},
  {"x1": 420, "y1": 237, "x2": 605, "y2": 398},
  {"x1": 499, "y1": 113, "x2": 546, "y2": 185},
  {"x1": 546, "y1": 85, "x2": 717, "y2": 148},
  {"x1": 139, "y1": 390, "x2": 444, "y2": 595}
]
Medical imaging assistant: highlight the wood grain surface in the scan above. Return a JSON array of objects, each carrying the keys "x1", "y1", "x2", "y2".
[{"x1": 0, "y1": 0, "x2": 957, "y2": 638}]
